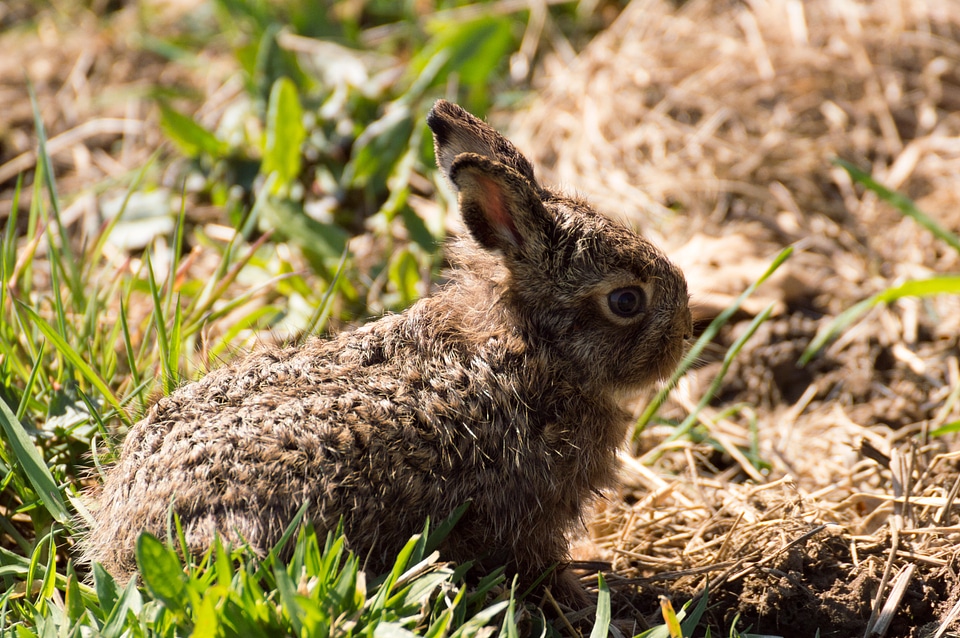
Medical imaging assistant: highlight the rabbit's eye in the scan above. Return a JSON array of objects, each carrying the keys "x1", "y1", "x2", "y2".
[{"x1": 607, "y1": 287, "x2": 646, "y2": 317}]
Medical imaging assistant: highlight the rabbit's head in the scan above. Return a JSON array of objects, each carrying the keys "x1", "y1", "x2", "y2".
[{"x1": 427, "y1": 100, "x2": 692, "y2": 396}]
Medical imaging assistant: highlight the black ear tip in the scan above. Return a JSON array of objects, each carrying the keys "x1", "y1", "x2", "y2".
[
  {"x1": 427, "y1": 100, "x2": 471, "y2": 139},
  {"x1": 426, "y1": 104, "x2": 451, "y2": 141}
]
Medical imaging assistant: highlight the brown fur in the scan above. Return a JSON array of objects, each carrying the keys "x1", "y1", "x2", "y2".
[{"x1": 81, "y1": 100, "x2": 692, "y2": 608}]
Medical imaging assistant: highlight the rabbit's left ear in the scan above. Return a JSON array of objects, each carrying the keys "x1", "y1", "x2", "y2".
[
  {"x1": 427, "y1": 100, "x2": 538, "y2": 187},
  {"x1": 449, "y1": 153, "x2": 552, "y2": 259}
]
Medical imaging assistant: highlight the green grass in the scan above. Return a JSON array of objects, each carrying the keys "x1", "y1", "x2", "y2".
[{"x1": 799, "y1": 159, "x2": 960, "y2": 365}]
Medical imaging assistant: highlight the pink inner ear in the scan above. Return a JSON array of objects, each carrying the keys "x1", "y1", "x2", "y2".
[{"x1": 475, "y1": 173, "x2": 522, "y2": 249}]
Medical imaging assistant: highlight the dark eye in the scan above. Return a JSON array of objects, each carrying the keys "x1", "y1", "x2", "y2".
[{"x1": 607, "y1": 287, "x2": 646, "y2": 318}]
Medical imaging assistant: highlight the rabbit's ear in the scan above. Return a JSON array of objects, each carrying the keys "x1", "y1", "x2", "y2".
[
  {"x1": 427, "y1": 100, "x2": 538, "y2": 188},
  {"x1": 449, "y1": 153, "x2": 551, "y2": 257}
]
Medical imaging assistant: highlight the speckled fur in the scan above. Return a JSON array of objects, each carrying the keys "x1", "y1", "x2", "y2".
[{"x1": 81, "y1": 100, "x2": 692, "y2": 608}]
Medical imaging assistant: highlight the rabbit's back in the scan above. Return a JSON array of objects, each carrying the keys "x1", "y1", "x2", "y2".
[{"x1": 85, "y1": 302, "x2": 579, "y2": 578}]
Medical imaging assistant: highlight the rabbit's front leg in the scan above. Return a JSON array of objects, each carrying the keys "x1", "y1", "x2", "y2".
[{"x1": 548, "y1": 565, "x2": 592, "y2": 611}]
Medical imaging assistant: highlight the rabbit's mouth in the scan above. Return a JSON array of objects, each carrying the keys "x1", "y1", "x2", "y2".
[{"x1": 621, "y1": 323, "x2": 691, "y2": 395}]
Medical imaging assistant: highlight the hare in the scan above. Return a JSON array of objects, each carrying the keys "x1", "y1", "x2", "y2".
[{"x1": 82, "y1": 100, "x2": 692, "y2": 609}]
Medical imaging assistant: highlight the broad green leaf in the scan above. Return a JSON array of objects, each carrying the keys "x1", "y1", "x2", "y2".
[
  {"x1": 401, "y1": 206, "x2": 437, "y2": 253},
  {"x1": 412, "y1": 16, "x2": 515, "y2": 111},
  {"x1": 136, "y1": 532, "x2": 188, "y2": 614},
  {"x1": 64, "y1": 567, "x2": 85, "y2": 624},
  {"x1": 212, "y1": 534, "x2": 234, "y2": 588},
  {"x1": 159, "y1": 103, "x2": 228, "y2": 158},
  {"x1": 258, "y1": 197, "x2": 348, "y2": 278},
  {"x1": 0, "y1": 395, "x2": 69, "y2": 524},
  {"x1": 193, "y1": 594, "x2": 220, "y2": 636},
  {"x1": 345, "y1": 104, "x2": 414, "y2": 191},
  {"x1": 93, "y1": 562, "x2": 119, "y2": 618},
  {"x1": 273, "y1": 564, "x2": 304, "y2": 636},
  {"x1": 262, "y1": 77, "x2": 306, "y2": 189}
]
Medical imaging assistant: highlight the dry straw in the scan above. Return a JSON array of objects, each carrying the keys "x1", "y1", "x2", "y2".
[{"x1": 518, "y1": 0, "x2": 960, "y2": 633}]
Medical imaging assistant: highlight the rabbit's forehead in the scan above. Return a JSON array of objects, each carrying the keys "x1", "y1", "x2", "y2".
[
  {"x1": 547, "y1": 197, "x2": 687, "y2": 286},
  {"x1": 562, "y1": 223, "x2": 669, "y2": 279}
]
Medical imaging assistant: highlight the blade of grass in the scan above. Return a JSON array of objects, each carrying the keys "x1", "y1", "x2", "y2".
[
  {"x1": 665, "y1": 303, "x2": 775, "y2": 445},
  {"x1": 100, "y1": 577, "x2": 141, "y2": 638},
  {"x1": 167, "y1": 295, "x2": 183, "y2": 388},
  {"x1": 16, "y1": 342, "x2": 45, "y2": 421},
  {"x1": 77, "y1": 388, "x2": 117, "y2": 461},
  {"x1": 835, "y1": 158, "x2": 960, "y2": 255},
  {"x1": 16, "y1": 303, "x2": 129, "y2": 424},
  {"x1": 185, "y1": 271, "x2": 292, "y2": 338},
  {"x1": 206, "y1": 305, "x2": 279, "y2": 362},
  {"x1": 37, "y1": 530, "x2": 58, "y2": 614},
  {"x1": 659, "y1": 596, "x2": 682, "y2": 638},
  {"x1": 29, "y1": 160, "x2": 71, "y2": 383},
  {"x1": 301, "y1": 246, "x2": 349, "y2": 339},
  {"x1": 184, "y1": 190, "x2": 264, "y2": 323},
  {"x1": 424, "y1": 585, "x2": 462, "y2": 638},
  {"x1": 168, "y1": 194, "x2": 187, "y2": 310},
  {"x1": 589, "y1": 573, "x2": 611, "y2": 638},
  {"x1": 183, "y1": 225, "x2": 272, "y2": 332},
  {"x1": 118, "y1": 297, "x2": 144, "y2": 409},
  {"x1": 0, "y1": 395, "x2": 69, "y2": 523},
  {"x1": 145, "y1": 251, "x2": 175, "y2": 395},
  {"x1": 634, "y1": 246, "x2": 793, "y2": 437},
  {"x1": 799, "y1": 275, "x2": 960, "y2": 365},
  {"x1": 1, "y1": 174, "x2": 22, "y2": 287},
  {"x1": 497, "y1": 577, "x2": 518, "y2": 638},
  {"x1": 85, "y1": 152, "x2": 159, "y2": 273},
  {"x1": 28, "y1": 80, "x2": 83, "y2": 305},
  {"x1": 449, "y1": 600, "x2": 509, "y2": 638},
  {"x1": 930, "y1": 420, "x2": 960, "y2": 438},
  {"x1": 679, "y1": 582, "x2": 709, "y2": 635}
]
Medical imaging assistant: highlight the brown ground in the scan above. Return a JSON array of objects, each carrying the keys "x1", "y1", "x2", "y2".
[
  {"x1": 4, "y1": 0, "x2": 960, "y2": 636},
  {"x1": 515, "y1": 1, "x2": 960, "y2": 636}
]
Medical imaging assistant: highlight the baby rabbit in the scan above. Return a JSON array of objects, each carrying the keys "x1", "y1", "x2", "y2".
[{"x1": 83, "y1": 100, "x2": 692, "y2": 609}]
